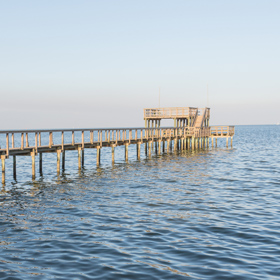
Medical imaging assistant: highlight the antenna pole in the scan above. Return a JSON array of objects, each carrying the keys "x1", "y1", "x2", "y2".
[
  {"x1": 207, "y1": 84, "x2": 209, "y2": 107},
  {"x1": 159, "y1": 87, "x2": 160, "y2": 108}
]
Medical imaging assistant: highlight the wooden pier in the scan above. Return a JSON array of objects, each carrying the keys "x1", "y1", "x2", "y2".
[{"x1": 0, "y1": 107, "x2": 234, "y2": 184}]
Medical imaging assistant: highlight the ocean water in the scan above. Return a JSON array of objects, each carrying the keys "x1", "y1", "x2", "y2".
[{"x1": 0, "y1": 125, "x2": 279, "y2": 279}]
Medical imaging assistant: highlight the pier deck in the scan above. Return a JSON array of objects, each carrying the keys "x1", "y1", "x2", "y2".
[{"x1": 0, "y1": 125, "x2": 235, "y2": 184}]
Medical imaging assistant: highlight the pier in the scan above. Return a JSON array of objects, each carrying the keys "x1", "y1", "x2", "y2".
[{"x1": 0, "y1": 107, "x2": 234, "y2": 184}]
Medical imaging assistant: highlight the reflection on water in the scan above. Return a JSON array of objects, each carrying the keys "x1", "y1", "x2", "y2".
[{"x1": 0, "y1": 125, "x2": 280, "y2": 279}]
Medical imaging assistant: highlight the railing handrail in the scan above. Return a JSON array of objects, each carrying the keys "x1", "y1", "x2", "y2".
[{"x1": 144, "y1": 107, "x2": 198, "y2": 118}]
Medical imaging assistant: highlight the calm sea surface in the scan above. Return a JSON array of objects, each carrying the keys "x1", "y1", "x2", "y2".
[{"x1": 0, "y1": 125, "x2": 279, "y2": 279}]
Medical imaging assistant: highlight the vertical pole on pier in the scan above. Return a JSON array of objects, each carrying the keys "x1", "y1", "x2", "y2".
[
  {"x1": 125, "y1": 143, "x2": 129, "y2": 161},
  {"x1": 111, "y1": 145, "x2": 115, "y2": 164},
  {"x1": 1, "y1": 156, "x2": 5, "y2": 185},
  {"x1": 211, "y1": 137, "x2": 214, "y2": 148},
  {"x1": 31, "y1": 151, "x2": 35, "y2": 180},
  {"x1": 208, "y1": 137, "x2": 210, "y2": 148},
  {"x1": 170, "y1": 139, "x2": 172, "y2": 151},
  {"x1": 158, "y1": 140, "x2": 161, "y2": 155},
  {"x1": 192, "y1": 137, "x2": 195, "y2": 150},
  {"x1": 137, "y1": 142, "x2": 141, "y2": 160},
  {"x1": 174, "y1": 139, "x2": 177, "y2": 151},
  {"x1": 96, "y1": 147, "x2": 101, "y2": 166},
  {"x1": 62, "y1": 151, "x2": 65, "y2": 171},
  {"x1": 167, "y1": 140, "x2": 170, "y2": 153},
  {"x1": 162, "y1": 141, "x2": 165, "y2": 153},
  {"x1": 82, "y1": 150, "x2": 84, "y2": 167},
  {"x1": 231, "y1": 137, "x2": 233, "y2": 148},
  {"x1": 226, "y1": 137, "x2": 229, "y2": 148},
  {"x1": 39, "y1": 153, "x2": 43, "y2": 175},
  {"x1": 148, "y1": 141, "x2": 152, "y2": 157},
  {"x1": 215, "y1": 138, "x2": 217, "y2": 148},
  {"x1": 155, "y1": 141, "x2": 158, "y2": 155},
  {"x1": 57, "y1": 150, "x2": 61, "y2": 175},
  {"x1": 78, "y1": 147, "x2": 82, "y2": 169},
  {"x1": 13, "y1": 156, "x2": 16, "y2": 181},
  {"x1": 181, "y1": 139, "x2": 183, "y2": 150}
]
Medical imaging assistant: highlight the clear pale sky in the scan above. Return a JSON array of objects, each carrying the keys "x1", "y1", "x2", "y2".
[{"x1": 1, "y1": 0, "x2": 279, "y2": 129}]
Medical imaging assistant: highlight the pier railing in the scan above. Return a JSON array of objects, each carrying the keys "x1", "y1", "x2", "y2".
[
  {"x1": 0, "y1": 127, "x2": 184, "y2": 158},
  {"x1": 210, "y1": 126, "x2": 235, "y2": 137},
  {"x1": 144, "y1": 107, "x2": 198, "y2": 119},
  {"x1": 0, "y1": 126, "x2": 235, "y2": 184},
  {"x1": 0, "y1": 126, "x2": 234, "y2": 159}
]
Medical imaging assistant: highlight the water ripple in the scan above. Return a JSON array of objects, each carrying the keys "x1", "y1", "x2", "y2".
[{"x1": 0, "y1": 125, "x2": 280, "y2": 279}]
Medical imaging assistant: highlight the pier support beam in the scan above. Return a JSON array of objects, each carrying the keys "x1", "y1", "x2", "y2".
[
  {"x1": 62, "y1": 151, "x2": 65, "y2": 171},
  {"x1": 31, "y1": 151, "x2": 36, "y2": 180},
  {"x1": 167, "y1": 140, "x2": 170, "y2": 153},
  {"x1": 1, "y1": 156, "x2": 5, "y2": 185},
  {"x1": 57, "y1": 150, "x2": 61, "y2": 175},
  {"x1": 174, "y1": 139, "x2": 177, "y2": 151},
  {"x1": 39, "y1": 153, "x2": 43, "y2": 175},
  {"x1": 226, "y1": 137, "x2": 228, "y2": 148},
  {"x1": 162, "y1": 141, "x2": 165, "y2": 153},
  {"x1": 125, "y1": 143, "x2": 129, "y2": 161},
  {"x1": 82, "y1": 150, "x2": 84, "y2": 167},
  {"x1": 111, "y1": 145, "x2": 115, "y2": 164},
  {"x1": 215, "y1": 138, "x2": 218, "y2": 147},
  {"x1": 231, "y1": 137, "x2": 233, "y2": 148},
  {"x1": 148, "y1": 141, "x2": 152, "y2": 157},
  {"x1": 96, "y1": 147, "x2": 101, "y2": 166},
  {"x1": 13, "y1": 156, "x2": 16, "y2": 181},
  {"x1": 78, "y1": 147, "x2": 82, "y2": 169},
  {"x1": 137, "y1": 142, "x2": 141, "y2": 160},
  {"x1": 158, "y1": 140, "x2": 161, "y2": 155}
]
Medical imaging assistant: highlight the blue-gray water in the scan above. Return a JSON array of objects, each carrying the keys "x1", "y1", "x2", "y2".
[{"x1": 0, "y1": 125, "x2": 280, "y2": 279}]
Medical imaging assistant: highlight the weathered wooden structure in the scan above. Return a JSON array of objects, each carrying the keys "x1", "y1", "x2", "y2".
[
  {"x1": 0, "y1": 107, "x2": 234, "y2": 184},
  {"x1": 144, "y1": 107, "x2": 210, "y2": 128}
]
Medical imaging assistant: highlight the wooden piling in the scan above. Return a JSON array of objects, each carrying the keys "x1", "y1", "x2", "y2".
[
  {"x1": 2, "y1": 156, "x2": 5, "y2": 185},
  {"x1": 82, "y1": 150, "x2": 84, "y2": 167},
  {"x1": 226, "y1": 137, "x2": 229, "y2": 148},
  {"x1": 158, "y1": 140, "x2": 161, "y2": 155},
  {"x1": 125, "y1": 143, "x2": 129, "y2": 161},
  {"x1": 96, "y1": 146, "x2": 101, "y2": 166},
  {"x1": 13, "y1": 156, "x2": 16, "y2": 181},
  {"x1": 57, "y1": 150, "x2": 61, "y2": 175},
  {"x1": 111, "y1": 145, "x2": 115, "y2": 164},
  {"x1": 137, "y1": 142, "x2": 141, "y2": 159},
  {"x1": 62, "y1": 151, "x2": 65, "y2": 171},
  {"x1": 39, "y1": 153, "x2": 43, "y2": 175},
  {"x1": 231, "y1": 137, "x2": 233, "y2": 148},
  {"x1": 148, "y1": 141, "x2": 152, "y2": 157},
  {"x1": 31, "y1": 151, "x2": 35, "y2": 179},
  {"x1": 78, "y1": 147, "x2": 82, "y2": 169}
]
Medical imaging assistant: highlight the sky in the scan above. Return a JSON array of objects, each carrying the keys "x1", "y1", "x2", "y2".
[{"x1": 1, "y1": 0, "x2": 279, "y2": 129}]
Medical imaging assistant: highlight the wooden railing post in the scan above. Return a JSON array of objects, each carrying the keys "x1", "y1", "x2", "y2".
[{"x1": 6, "y1": 133, "x2": 9, "y2": 158}]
